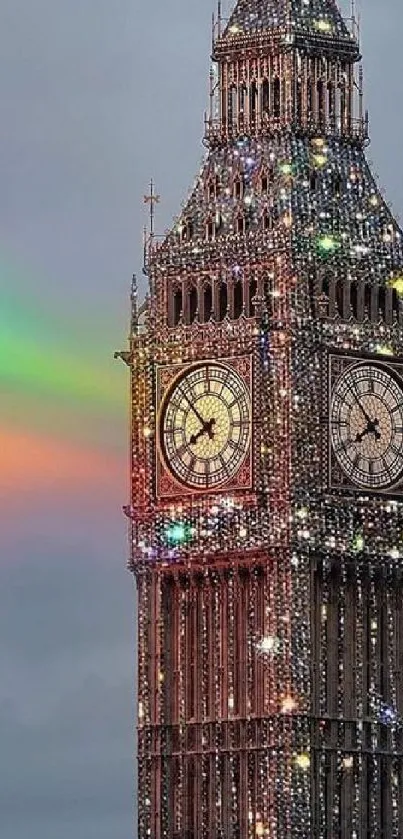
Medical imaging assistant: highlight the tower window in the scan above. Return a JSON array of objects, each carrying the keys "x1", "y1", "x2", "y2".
[
  {"x1": 234, "y1": 178, "x2": 243, "y2": 199},
  {"x1": 250, "y1": 80, "x2": 257, "y2": 120},
  {"x1": 378, "y1": 286, "x2": 386, "y2": 321},
  {"x1": 202, "y1": 283, "x2": 212, "y2": 322},
  {"x1": 263, "y1": 211, "x2": 272, "y2": 231},
  {"x1": 237, "y1": 215, "x2": 245, "y2": 234},
  {"x1": 364, "y1": 283, "x2": 372, "y2": 320},
  {"x1": 273, "y1": 77, "x2": 280, "y2": 119},
  {"x1": 332, "y1": 173, "x2": 342, "y2": 198},
  {"x1": 188, "y1": 285, "x2": 198, "y2": 323},
  {"x1": 335, "y1": 279, "x2": 343, "y2": 318},
  {"x1": 350, "y1": 281, "x2": 358, "y2": 320},
  {"x1": 219, "y1": 282, "x2": 228, "y2": 320},
  {"x1": 262, "y1": 78, "x2": 270, "y2": 115},
  {"x1": 317, "y1": 79, "x2": 324, "y2": 123},
  {"x1": 249, "y1": 279, "x2": 257, "y2": 317},
  {"x1": 172, "y1": 287, "x2": 183, "y2": 326},
  {"x1": 310, "y1": 169, "x2": 318, "y2": 191},
  {"x1": 234, "y1": 279, "x2": 243, "y2": 319},
  {"x1": 206, "y1": 218, "x2": 214, "y2": 240},
  {"x1": 392, "y1": 289, "x2": 400, "y2": 321}
]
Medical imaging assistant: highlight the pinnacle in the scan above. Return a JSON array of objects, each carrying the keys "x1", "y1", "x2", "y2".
[{"x1": 223, "y1": 0, "x2": 353, "y2": 42}]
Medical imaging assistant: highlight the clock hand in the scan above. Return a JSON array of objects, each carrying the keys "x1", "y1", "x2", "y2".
[
  {"x1": 355, "y1": 418, "x2": 381, "y2": 443},
  {"x1": 351, "y1": 387, "x2": 374, "y2": 426},
  {"x1": 189, "y1": 417, "x2": 216, "y2": 445},
  {"x1": 178, "y1": 388, "x2": 206, "y2": 428}
]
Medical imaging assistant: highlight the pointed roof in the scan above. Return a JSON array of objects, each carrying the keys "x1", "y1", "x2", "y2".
[{"x1": 222, "y1": 0, "x2": 354, "y2": 43}]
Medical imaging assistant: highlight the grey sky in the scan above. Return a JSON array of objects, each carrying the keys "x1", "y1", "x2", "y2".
[{"x1": 0, "y1": 2, "x2": 402, "y2": 838}]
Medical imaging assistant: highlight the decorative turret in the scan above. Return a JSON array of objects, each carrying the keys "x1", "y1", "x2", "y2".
[{"x1": 206, "y1": 0, "x2": 365, "y2": 145}]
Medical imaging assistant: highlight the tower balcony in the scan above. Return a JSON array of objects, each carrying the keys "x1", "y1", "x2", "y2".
[{"x1": 204, "y1": 112, "x2": 369, "y2": 148}]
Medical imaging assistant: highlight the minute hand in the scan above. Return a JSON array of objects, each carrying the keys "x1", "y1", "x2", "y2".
[
  {"x1": 178, "y1": 388, "x2": 206, "y2": 427},
  {"x1": 351, "y1": 387, "x2": 373, "y2": 425}
]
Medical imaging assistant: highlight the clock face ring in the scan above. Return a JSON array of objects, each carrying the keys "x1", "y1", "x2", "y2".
[
  {"x1": 330, "y1": 362, "x2": 403, "y2": 489},
  {"x1": 159, "y1": 362, "x2": 251, "y2": 490}
]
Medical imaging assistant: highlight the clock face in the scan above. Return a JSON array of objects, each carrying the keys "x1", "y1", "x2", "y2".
[
  {"x1": 330, "y1": 362, "x2": 403, "y2": 489},
  {"x1": 159, "y1": 362, "x2": 251, "y2": 490}
]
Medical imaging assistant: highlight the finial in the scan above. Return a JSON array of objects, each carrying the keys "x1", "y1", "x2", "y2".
[
  {"x1": 143, "y1": 179, "x2": 161, "y2": 280},
  {"x1": 143, "y1": 178, "x2": 160, "y2": 240}
]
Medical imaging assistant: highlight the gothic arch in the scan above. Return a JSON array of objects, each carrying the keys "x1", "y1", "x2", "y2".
[
  {"x1": 237, "y1": 214, "x2": 245, "y2": 235},
  {"x1": 262, "y1": 78, "x2": 270, "y2": 116},
  {"x1": 350, "y1": 280, "x2": 358, "y2": 320},
  {"x1": 392, "y1": 288, "x2": 400, "y2": 321},
  {"x1": 219, "y1": 281, "x2": 228, "y2": 320},
  {"x1": 206, "y1": 217, "x2": 215, "y2": 241},
  {"x1": 182, "y1": 219, "x2": 194, "y2": 242},
  {"x1": 335, "y1": 279, "x2": 343, "y2": 317},
  {"x1": 317, "y1": 79, "x2": 325, "y2": 123},
  {"x1": 172, "y1": 285, "x2": 183, "y2": 326},
  {"x1": 188, "y1": 284, "x2": 198, "y2": 324},
  {"x1": 234, "y1": 279, "x2": 243, "y2": 319},
  {"x1": 202, "y1": 282, "x2": 212, "y2": 322},
  {"x1": 273, "y1": 77, "x2": 280, "y2": 119},
  {"x1": 249, "y1": 278, "x2": 258, "y2": 317},
  {"x1": 250, "y1": 80, "x2": 258, "y2": 121},
  {"x1": 378, "y1": 286, "x2": 386, "y2": 321},
  {"x1": 228, "y1": 84, "x2": 237, "y2": 126},
  {"x1": 234, "y1": 176, "x2": 243, "y2": 200},
  {"x1": 364, "y1": 283, "x2": 372, "y2": 320}
]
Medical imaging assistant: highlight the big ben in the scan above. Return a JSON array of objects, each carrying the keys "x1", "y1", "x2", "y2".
[{"x1": 116, "y1": 0, "x2": 403, "y2": 836}]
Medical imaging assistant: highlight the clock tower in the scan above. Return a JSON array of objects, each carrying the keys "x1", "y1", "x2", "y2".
[{"x1": 117, "y1": 0, "x2": 403, "y2": 837}]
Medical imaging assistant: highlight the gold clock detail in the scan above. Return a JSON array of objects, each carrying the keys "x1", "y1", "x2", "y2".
[{"x1": 159, "y1": 362, "x2": 251, "y2": 490}]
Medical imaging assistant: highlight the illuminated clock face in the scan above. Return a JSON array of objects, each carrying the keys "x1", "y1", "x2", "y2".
[
  {"x1": 160, "y1": 362, "x2": 251, "y2": 489},
  {"x1": 330, "y1": 362, "x2": 403, "y2": 489}
]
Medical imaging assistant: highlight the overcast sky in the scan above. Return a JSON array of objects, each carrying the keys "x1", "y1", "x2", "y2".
[{"x1": 0, "y1": 1, "x2": 402, "y2": 838}]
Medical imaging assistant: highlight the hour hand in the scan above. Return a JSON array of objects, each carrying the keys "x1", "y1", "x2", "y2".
[
  {"x1": 355, "y1": 418, "x2": 381, "y2": 443},
  {"x1": 189, "y1": 417, "x2": 216, "y2": 445}
]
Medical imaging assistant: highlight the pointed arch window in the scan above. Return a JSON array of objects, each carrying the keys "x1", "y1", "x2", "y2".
[
  {"x1": 350, "y1": 281, "x2": 358, "y2": 320},
  {"x1": 250, "y1": 80, "x2": 258, "y2": 121},
  {"x1": 206, "y1": 218, "x2": 215, "y2": 241},
  {"x1": 237, "y1": 215, "x2": 245, "y2": 235},
  {"x1": 296, "y1": 80, "x2": 302, "y2": 123},
  {"x1": 319, "y1": 275, "x2": 330, "y2": 317},
  {"x1": 307, "y1": 79, "x2": 313, "y2": 120},
  {"x1": 202, "y1": 282, "x2": 212, "y2": 322},
  {"x1": 234, "y1": 279, "x2": 243, "y2": 319},
  {"x1": 188, "y1": 285, "x2": 198, "y2": 324},
  {"x1": 317, "y1": 79, "x2": 325, "y2": 124},
  {"x1": 392, "y1": 289, "x2": 400, "y2": 322},
  {"x1": 182, "y1": 219, "x2": 194, "y2": 242},
  {"x1": 219, "y1": 282, "x2": 228, "y2": 321},
  {"x1": 327, "y1": 81, "x2": 334, "y2": 122},
  {"x1": 263, "y1": 210, "x2": 273, "y2": 232},
  {"x1": 273, "y1": 77, "x2": 280, "y2": 119},
  {"x1": 364, "y1": 284, "x2": 372, "y2": 320},
  {"x1": 378, "y1": 286, "x2": 386, "y2": 321},
  {"x1": 310, "y1": 169, "x2": 318, "y2": 191},
  {"x1": 249, "y1": 278, "x2": 258, "y2": 317},
  {"x1": 207, "y1": 175, "x2": 220, "y2": 200},
  {"x1": 239, "y1": 83, "x2": 247, "y2": 121},
  {"x1": 234, "y1": 177, "x2": 243, "y2": 200},
  {"x1": 332, "y1": 172, "x2": 342, "y2": 199},
  {"x1": 335, "y1": 279, "x2": 344, "y2": 318},
  {"x1": 172, "y1": 286, "x2": 183, "y2": 327},
  {"x1": 228, "y1": 85, "x2": 237, "y2": 126},
  {"x1": 262, "y1": 78, "x2": 270, "y2": 116}
]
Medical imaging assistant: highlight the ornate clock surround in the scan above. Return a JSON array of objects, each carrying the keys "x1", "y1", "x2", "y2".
[
  {"x1": 155, "y1": 354, "x2": 253, "y2": 500},
  {"x1": 328, "y1": 350, "x2": 403, "y2": 497}
]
